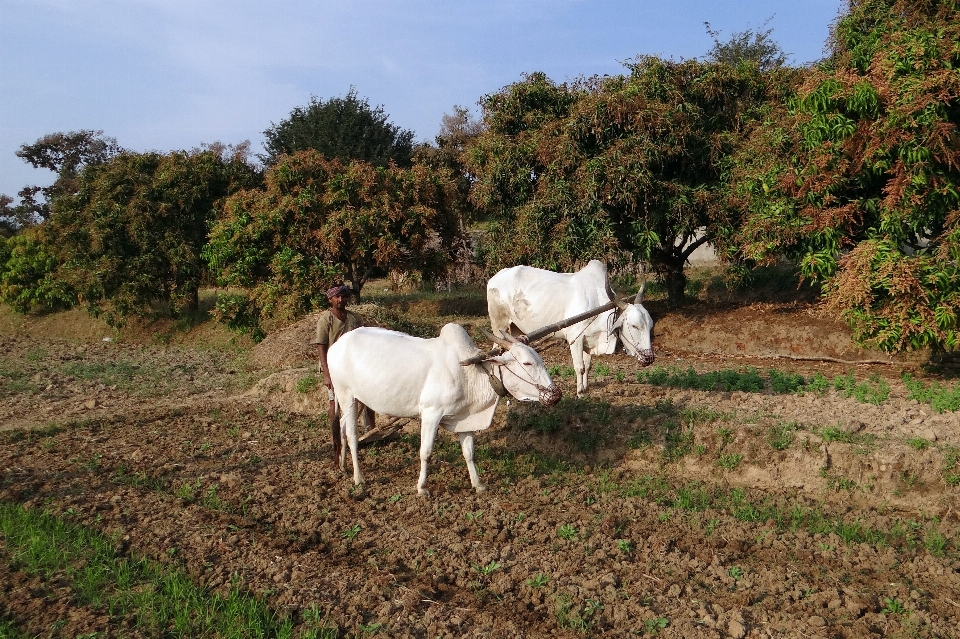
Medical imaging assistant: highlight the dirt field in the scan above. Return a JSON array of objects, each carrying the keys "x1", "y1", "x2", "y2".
[{"x1": 1, "y1": 290, "x2": 958, "y2": 638}]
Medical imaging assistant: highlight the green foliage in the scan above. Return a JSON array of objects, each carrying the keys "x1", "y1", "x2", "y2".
[
  {"x1": 526, "y1": 573, "x2": 550, "y2": 588},
  {"x1": 642, "y1": 616, "x2": 670, "y2": 635},
  {"x1": 803, "y1": 372, "x2": 831, "y2": 395},
  {"x1": 0, "y1": 501, "x2": 293, "y2": 636},
  {"x1": 36, "y1": 149, "x2": 258, "y2": 326},
  {"x1": 818, "y1": 425, "x2": 876, "y2": 447},
  {"x1": 767, "y1": 422, "x2": 798, "y2": 451},
  {"x1": 467, "y1": 60, "x2": 786, "y2": 305},
  {"x1": 296, "y1": 372, "x2": 320, "y2": 394},
  {"x1": 261, "y1": 90, "x2": 414, "y2": 168},
  {"x1": 942, "y1": 446, "x2": 960, "y2": 487},
  {"x1": 472, "y1": 560, "x2": 501, "y2": 576},
  {"x1": 556, "y1": 524, "x2": 577, "y2": 540},
  {"x1": 717, "y1": 452, "x2": 744, "y2": 470},
  {"x1": 204, "y1": 151, "x2": 461, "y2": 335},
  {"x1": 902, "y1": 373, "x2": 960, "y2": 412},
  {"x1": 831, "y1": 372, "x2": 890, "y2": 405},
  {"x1": 9, "y1": 129, "x2": 122, "y2": 229},
  {"x1": 730, "y1": 0, "x2": 960, "y2": 352},
  {"x1": 555, "y1": 594, "x2": 601, "y2": 632},
  {"x1": 636, "y1": 365, "x2": 764, "y2": 392},
  {"x1": 704, "y1": 17, "x2": 788, "y2": 71},
  {"x1": 881, "y1": 597, "x2": 907, "y2": 615},
  {"x1": 768, "y1": 368, "x2": 806, "y2": 393},
  {"x1": 0, "y1": 232, "x2": 75, "y2": 313},
  {"x1": 211, "y1": 292, "x2": 266, "y2": 342}
]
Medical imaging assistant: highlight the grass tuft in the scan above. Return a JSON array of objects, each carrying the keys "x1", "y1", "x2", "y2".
[{"x1": 0, "y1": 501, "x2": 300, "y2": 637}]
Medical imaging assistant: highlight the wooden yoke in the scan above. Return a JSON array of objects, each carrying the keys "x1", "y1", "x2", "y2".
[{"x1": 522, "y1": 299, "x2": 620, "y2": 343}]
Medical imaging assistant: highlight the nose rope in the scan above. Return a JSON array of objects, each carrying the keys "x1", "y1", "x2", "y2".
[
  {"x1": 617, "y1": 326, "x2": 655, "y2": 365},
  {"x1": 492, "y1": 350, "x2": 562, "y2": 406}
]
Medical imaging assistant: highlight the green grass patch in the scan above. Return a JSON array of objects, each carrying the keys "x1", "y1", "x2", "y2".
[
  {"x1": 942, "y1": 446, "x2": 960, "y2": 487},
  {"x1": 902, "y1": 374, "x2": 960, "y2": 413},
  {"x1": 636, "y1": 366, "x2": 892, "y2": 406},
  {"x1": 637, "y1": 366, "x2": 764, "y2": 392},
  {"x1": 767, "y1": 422, "x2": 799, "y2": 451},
  {"x1": 817, "y1": 425, "x2": 876, "y2": 447},
  {"x1": 831, "y1": 373, "x2": 890, "y2": 405},
  {"x1": 768, "y1": 369, "x2": 806, "y2": 393},
  {"x1": 0, "y1": 361, "x2": 37, "y2": 398},
  {"x1": 613, "y1": 477, "x2": 949, "y2": 552},
  {"x1": 0, "y1": 501, "x2": 312, "y2": 637},
  {"x1": 296, "y1": 372, "x2": 320, "y2": 394},
  {"x1": 717, "y1": 452, "x2": 744, "y2": 470}
]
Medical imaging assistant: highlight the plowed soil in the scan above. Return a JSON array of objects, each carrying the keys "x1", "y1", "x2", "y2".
[{"x1": 1, "y1": 293, "x2": 958, "y2": 638}]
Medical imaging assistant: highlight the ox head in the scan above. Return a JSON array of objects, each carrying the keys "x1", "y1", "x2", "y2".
[
  {"x1": 608, "y1": 282, "x2": 655, "y2": 367},
  {"x1": 461, "y1": 331, "x2": 562, "y2": 406}
]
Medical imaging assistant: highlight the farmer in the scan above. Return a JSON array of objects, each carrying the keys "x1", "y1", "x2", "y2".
[{"x1": 312, "y1": 283, "x2": 375, "y2": 450}]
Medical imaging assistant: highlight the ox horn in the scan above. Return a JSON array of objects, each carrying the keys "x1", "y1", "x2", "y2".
[
  {"x1": 634, "y1": 280, "x2": 646, "y2": 304},
  {"x1": 605, "y1": 280, "x2": 629, "y2": 311},
  {"x1": 460, "y1": 329, "x2": 515, "y2": 366},
  {"x1": 484, "y1": 328, "x2": 516, "y2": 351}
]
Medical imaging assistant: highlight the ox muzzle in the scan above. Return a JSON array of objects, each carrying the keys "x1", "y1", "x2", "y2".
[
  {"x1": 636, "y1": 349, "x2": 655, "y2": 367},
  {"x1": 538, "y1": 384, "x2": 562, "y2": 407}
]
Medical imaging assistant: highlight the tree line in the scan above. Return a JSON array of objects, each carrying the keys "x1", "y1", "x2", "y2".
[{"x1": 1, "y1": 0, "x2": 957, "y2": 352}]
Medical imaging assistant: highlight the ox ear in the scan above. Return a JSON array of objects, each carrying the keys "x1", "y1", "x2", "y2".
[
  {"x1": 482, "y1": 351, "x2": 511, "y2": 365},
  {"x1": 611, "y1": 313, "x2": 626, "y2": 331},
  {"x1": 634, "y1": 281, "x2": 646, "y2": 304}
]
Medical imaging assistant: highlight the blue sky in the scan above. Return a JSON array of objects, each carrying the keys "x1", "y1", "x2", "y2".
[{"x1": 0, "y1": 0, "x2": 845, "y2": 199}]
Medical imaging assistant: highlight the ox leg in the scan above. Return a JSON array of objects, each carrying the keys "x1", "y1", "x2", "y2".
[
  {"x1": 416, "y1": 413, "x2": 442, "y2": 497},
  {"x1": 339, "y1": 395, "x2": 364, "y2": 486},
  {"x1": 458, "y1": 432, "x2": 486, "y2": 492},
  {"x1": 571, "y1": 339, "x2": 589, "y2": 397}
]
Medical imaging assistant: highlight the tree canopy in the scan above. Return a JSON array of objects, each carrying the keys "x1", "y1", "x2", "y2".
[
  {"x1": 466, "y1": 62, "x2": 791, "y2": 305},
  {"x1": 261, "y1": 90, "x2": 415, "y2": 168},
  {"x1": 730, "y1": 0, "x2": 960, "y2": 352},
  {"x1": 204, "y1": 150, "x2": 462, "y2": 337},
  {"x1": 704, "y1": 17, "x2": 790, "y2": 71},
  {"x1": 34, "y1": 149, "x2": 259, "y2": 324},
  {"x1": 2, "y1": 130, "x2": 122, "y2": 231}
]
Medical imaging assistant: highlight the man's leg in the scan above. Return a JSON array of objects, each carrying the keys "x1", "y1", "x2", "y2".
[
  {"x1": 360, "y1": 403, "x2": 376, "y2": 433},
  {"x1": 328, "y1": 387, "x2": 340, "y2": 465}
]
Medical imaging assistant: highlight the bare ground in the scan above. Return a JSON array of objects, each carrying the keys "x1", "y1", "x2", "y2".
[{"x1": 1, "y1": 295, "x2": 958, "y2": 638}]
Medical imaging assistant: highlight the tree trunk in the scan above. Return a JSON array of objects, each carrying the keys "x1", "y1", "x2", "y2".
[
  {"x1": 662, "y1": 266, "x2": 687, "y2": 308},
  {"x1": 651, "y1": 248, "x2": 688, "y2": 309}
]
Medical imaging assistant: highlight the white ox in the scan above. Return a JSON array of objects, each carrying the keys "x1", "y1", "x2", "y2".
[
  {"x1": 487, "y1": 260, "x2": 655, "y2": 396},
  {"x1": 327, "y1": 323, "x2": 561, "y2": 495}
]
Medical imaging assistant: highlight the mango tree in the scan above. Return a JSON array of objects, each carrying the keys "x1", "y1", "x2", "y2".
[
  {"x1": 730, "y1": 0, "x2": 960, "y2": 352},
  {"x1": 37, "y1": 149, "x2": 258, "y2": 325},
  {"x1": 204, "y1": 150, "x2": 461, "y2": 338},
  {"x1": 466, "y1": 61, "x2": 792, "y2": 306}
]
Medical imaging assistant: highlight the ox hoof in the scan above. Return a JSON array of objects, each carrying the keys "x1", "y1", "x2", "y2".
[
  {"x1": 417, "y1": 488, "x2": 431, "y2": 498},
  {"x1": 474, "y1": 484, "x2": 487, "y2": 493}
]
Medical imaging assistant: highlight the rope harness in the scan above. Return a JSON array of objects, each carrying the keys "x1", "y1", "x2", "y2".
[
  {"x1": 483, "y1": 350, "x2": 562, "y2": 406},
  {"x1": 608, "y1": 308, "x2": 656, "y2": 366}
]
